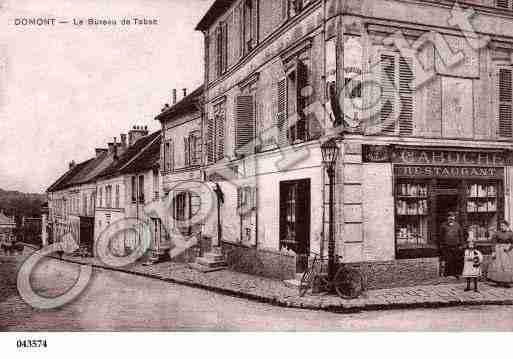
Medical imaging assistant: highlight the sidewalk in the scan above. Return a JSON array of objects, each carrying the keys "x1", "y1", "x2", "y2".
[{"x1": 27, "y1": 246, "x2": 513, "y2": 313}]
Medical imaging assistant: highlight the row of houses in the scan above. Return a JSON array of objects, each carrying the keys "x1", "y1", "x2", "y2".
[{"x1": 47, "y1": 0, "x2": 513, "y2": 288}]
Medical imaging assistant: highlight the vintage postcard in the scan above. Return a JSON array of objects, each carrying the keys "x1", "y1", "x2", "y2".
[{"x1": 1, "y1": 0, "x2": 513, "y2": 350}]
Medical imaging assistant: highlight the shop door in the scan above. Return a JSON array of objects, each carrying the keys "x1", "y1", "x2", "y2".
[
  {"x1": 280, "y1": 179, "x2": 311, "y2": 273},
  {"x1": 433, "y1": 181, "x2": 461, "y2": 247}
]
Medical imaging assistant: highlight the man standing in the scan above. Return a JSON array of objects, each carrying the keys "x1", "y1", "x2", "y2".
[{"x1": 439, "y1": 211, "x2": 466, "y2": 278}]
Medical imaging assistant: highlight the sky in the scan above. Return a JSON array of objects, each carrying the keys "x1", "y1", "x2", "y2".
[{"x1": 0, "y1": 0, "x2": 213, "y2": 193}]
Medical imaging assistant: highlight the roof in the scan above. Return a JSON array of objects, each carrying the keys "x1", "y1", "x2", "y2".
[
  {"x1": 155, "y1": 85, "x2": 203, "y2": 122},
  {"x1": 0, "y1": 211, "x2": 15, "y2": 226},
  {"x1": 196, "y1": 0, "x2": 235, "y2": 31},
  {"x1": 67, "y1": 151, "x2": 113, "y2": 186},
  {"x1": 97, "y1": 131, "x2": 161, "y2": 179},
  {"x1": 46, "y1": 158, "x2": 95, "y2": 193},
  {"x1": 119, "y1": 135, "x2": 161, "y2": 175}
]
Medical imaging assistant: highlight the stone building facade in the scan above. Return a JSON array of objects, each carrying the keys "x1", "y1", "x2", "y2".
[{"x1": 194, "y1": 0, "x2": 513, "y2": 287}]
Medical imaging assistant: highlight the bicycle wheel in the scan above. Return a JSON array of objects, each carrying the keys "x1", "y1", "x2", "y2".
[{"x1": 334, "y1": 266, "x2": 364, "y2": 299}]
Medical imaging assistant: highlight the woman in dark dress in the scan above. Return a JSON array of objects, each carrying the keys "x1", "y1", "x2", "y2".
[{"x1": 487, "y1": 220, "x2": 513, "y2": 287}]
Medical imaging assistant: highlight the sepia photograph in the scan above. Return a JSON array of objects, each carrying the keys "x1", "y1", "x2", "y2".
[{"x1": 1, "y1": 0, "x2": 513, "y2": 350}]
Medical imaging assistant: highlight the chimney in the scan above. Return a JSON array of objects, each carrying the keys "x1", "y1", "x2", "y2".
[
  {"x1": 95, "y1": 148, "x2": 108, "y2": 157},
  {"x1": 172, "y1": 89, "x2": 177, "y2": 104},
  {"x1": 182, "y1": 88, "x2": 187, "y2": 98},
  {"x1": 69, "y1": 160, "x2": 76, "y2": 170},
  {"x1": 128, "y1": 125, "x2": 149, "y2": 146}
]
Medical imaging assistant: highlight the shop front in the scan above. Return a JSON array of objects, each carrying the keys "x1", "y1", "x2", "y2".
[
  {"x1": 353, "y1": 144, "x2": 511, "y2": 289},
  {"x1": 391, "y1": 146, "x2": 508, "y2": 259}
]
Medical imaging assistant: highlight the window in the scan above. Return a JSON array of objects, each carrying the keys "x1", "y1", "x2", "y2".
[
  {"x1": 378, "y1": 53, "x2": 414, "y2": 136},
  {"x1": 138, "y1": 175, "x2": 145, "y2": 204},
  {"x1": 216, "y1": 21, "x2": 228, "y2": 77},
  {"x1": 498, "y1": 67, "x2": 513, "y2": 138},
  {"x1": 207, "y1": 101, "x2": 225, "y2": 163},
  {"x1": 83, "y1": 194, "x2": 87, "y2": 215},
  {"x1": 235, "y1": 95, "x2": 255, "y2": 155},
  {"x1": 115, "y1": 184, "x2": 120, "y2": 208},
  {"x1": 163, "y1": 140, "x2": 174, "y2": 172},
  {"x1": 287, "y1": 0, "x2": 308, "y2": 17},
  {"x1": 242, "y1": 0, "x2": 258, "y2": 55},
  {"x1": 90, "y1": 193, "x2": 95, "y2": 215},
  {"x1": 277, "y1": 59, "x2": 310, "y2": 145},
  {"x1": 106, "y1": 185, "x2": 112, "y2": 208},
  {"x1": 99, "y1": 187, "x2": 103, "y2": 207},
  {"x1": 172, "y1": 191, "x2": 201, "y2": 236},
  {"x1": 131, "y1": 176, "x2": 137, "y2": 203},
  {"x1": 185, "y1": 131, "x2": 201, "y2": 166},
  {"x1": 153, "y1": 170, "x2": 159, "y2": 200}
]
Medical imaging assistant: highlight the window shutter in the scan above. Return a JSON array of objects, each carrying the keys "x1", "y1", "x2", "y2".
[
  {"x1": 281, "y1": 0, "x2": 288, "y2": 20},
  {"x1": 222, "y1": 21, "x2": 228, "y2": 73},
  {"x1": 206, "y1": 118, "x2": 215, "y2": 163},
  {"x1": 277, "y1": 78, "x2": 288, "y2": 147},
  {"x1": 399, "y1": 56, "x2": 414, "y2": 136},
  {"x1": 252, "y1": 0, "x2": 259, "y2": 49},
  {"x1": 234, "y1": 4, "x2": 241, "y2": 60},
  {"x1": 160, "y1": 138, "x2": 165, "y2": 171},
  {"x1": 499, "y1": 67, "x2": 513, "y2": 138},
  {"x1": 235, "y1": 95, "x2": 255, "y2": 155},
  {"x1": 496, "y1": 0, "x2": 509, "y2": 8},
  {"x1": 170, "y1": 140, "x2": 175, "y2": 171},
  {"x1": 216, "y1": 26, "x2": 222, "y2": 77},
  {"x1": 380, "y1": 54, "x2": 398, "y2": 135},
  {"x1": 296, "y1": 60, "x2": 308, "y2": 140},
  {"x1": 184, "y1": 137, "x2": 190, "y2": 166},
  {"x1": 216, "y1": 115, "x2": 225, "y2": 160}
]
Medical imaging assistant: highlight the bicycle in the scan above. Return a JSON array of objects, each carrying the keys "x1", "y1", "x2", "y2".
[{"x1": 298, "y1": 253, "x2": 365, "y2": 299}]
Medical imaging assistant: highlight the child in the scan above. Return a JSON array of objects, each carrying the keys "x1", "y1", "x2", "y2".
[{"x1": 462, "y1": 239, "x2": 484, "y2": 292}]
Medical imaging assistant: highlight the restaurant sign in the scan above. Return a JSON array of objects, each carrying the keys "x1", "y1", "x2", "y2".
[
  {"x1": 392, "y1": 148, "x2": 509, "y2": 167},
  {"x1": 395, "y1": 165, "x2": 504, "y2": 179}
]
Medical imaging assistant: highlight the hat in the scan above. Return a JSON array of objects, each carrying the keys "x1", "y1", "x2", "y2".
[{"x1": 448, "y1": 211, "x2": 457, "y2": 217}]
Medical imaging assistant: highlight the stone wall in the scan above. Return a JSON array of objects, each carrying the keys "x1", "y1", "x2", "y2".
[{"x1": 222, "y1": 242, "x2": 296, "y2": 280}]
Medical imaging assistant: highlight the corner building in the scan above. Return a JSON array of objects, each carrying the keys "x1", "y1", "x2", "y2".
[{"x1": 195, "y1": 0, "x2": 513, "y2": 288}]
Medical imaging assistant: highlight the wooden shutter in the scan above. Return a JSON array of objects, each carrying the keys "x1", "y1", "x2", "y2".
[
  {"x1": 277, "y1": 78, "x2": 288, "y2": 147},
  {"x1": 252, "y1": 0, "x2": 259, "y2": 49},
  {"x1": 499, "y1": 67, "x2": 513, "y2": 138},
  {"x1": 380, "y1": 54, "x2": 398, "y2": 135},
  {"x1": 234, "y1": 4, "x2": 242, "y2": 60},
  {"x1": 496, "y1": 0, "x2": 509, "y2": 8},
  {"x1": 206, "y1": 118, "x2": 215, "y2": 163},
  {"x1": 399, "y1": 56, "x2": 414, "y2": 136},
  {"x1": 170, "y1": 140, "x2": 175, "y2": 170},
  {"x1": 281, "y1": 0, "x2": 288, "y2": 20},
  {"x1": 235, "y1": 95, "x2": 255, "y2": 155},
  {"x1": 216, "y1": 114, "x2": 225, "y2": 161},
  {"x1": 222, "y1": 21, "x2": 228, "y2": 73},
  {"x1": 296, "y1": 60, "x2": 308, "y2": 140},
  {"x1": 184, "y1": 137, "x2": 190, "y2": 166}
]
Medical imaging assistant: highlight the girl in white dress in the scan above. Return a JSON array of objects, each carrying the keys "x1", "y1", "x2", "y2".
[{"x1": 462, "y1": 239, "x2": 483, "y2": 292}]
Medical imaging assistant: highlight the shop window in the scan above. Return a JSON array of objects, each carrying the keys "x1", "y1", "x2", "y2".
[
  {"x1": 465, "y1": 182, "x2": 501, "y2": 242},
  {"x1": 395, "y1": 181, "x2": 432, "y2": 257}
]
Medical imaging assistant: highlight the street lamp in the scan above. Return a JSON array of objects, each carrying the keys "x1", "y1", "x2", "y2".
[{"x1": 321, "y1": 138, "x2": 340, "y2": 282}]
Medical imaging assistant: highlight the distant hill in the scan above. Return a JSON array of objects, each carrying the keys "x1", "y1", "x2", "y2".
[{"x1": 0, "y1": 188, "x2": 46, "y2": 218}]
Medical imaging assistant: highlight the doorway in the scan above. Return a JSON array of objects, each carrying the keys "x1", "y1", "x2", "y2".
[
  {"x1": 280, "y1": 179, "x2": 311, "y2": 273},
  {"x1": 433, "y1": 180, "x2": 461, "y2": 246}
]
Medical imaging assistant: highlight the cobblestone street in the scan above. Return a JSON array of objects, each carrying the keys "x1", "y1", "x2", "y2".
[{"x1": 1, "y1": 252, "x2": 513, "y2": 331}]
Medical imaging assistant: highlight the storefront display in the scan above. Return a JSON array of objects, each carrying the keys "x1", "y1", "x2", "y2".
[{"x1": 391, "y1": 146, "x2": 508, "y2": 259}]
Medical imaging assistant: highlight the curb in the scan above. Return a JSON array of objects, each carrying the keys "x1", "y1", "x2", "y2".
[{"x1": 41, "y1": 253, "x2": 513, "y2": 314}]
